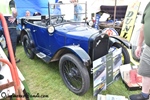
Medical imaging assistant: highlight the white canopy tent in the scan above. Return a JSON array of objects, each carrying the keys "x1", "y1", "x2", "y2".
[
  {"x1": 77, "y1": 0, "x2": 149, "y2": 19},
  {"x1": 60, "y1": 0, "x2": 149, "y2": 21}
]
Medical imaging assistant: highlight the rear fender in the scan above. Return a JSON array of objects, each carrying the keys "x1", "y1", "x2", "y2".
[
  {"x1": 110, "y1": 35, "x2": 132, "y2": 49},
  {"x1": 51, "y1": 45, "x2": 91, "y2": 67}
]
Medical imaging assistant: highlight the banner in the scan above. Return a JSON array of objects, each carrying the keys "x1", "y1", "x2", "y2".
[{"x1": 120, "y1": 1, "x2": 140, "y2": 41}]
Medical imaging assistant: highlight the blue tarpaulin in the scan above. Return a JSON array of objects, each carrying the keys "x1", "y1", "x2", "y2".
[{"x1": 14, "y1": 0, "x2": 57, "y2": 18}]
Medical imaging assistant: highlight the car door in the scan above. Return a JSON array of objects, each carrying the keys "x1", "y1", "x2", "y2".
[{"x1": 32, "y1": 25, "x2": 65, "y2": 56}]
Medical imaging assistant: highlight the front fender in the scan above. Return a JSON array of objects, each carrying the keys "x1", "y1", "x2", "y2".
[
  {"x1": 20, "y1": 28, "x2": 35, "y2": 47},
  {"x1": 51, "y1": 45, "x2": 91, "y2": 67},
  {"x1": 110, "y1": 35, "x2": 132, "y2": 49},
  {"x1": 20, "y1": 28, "x2": 32, "y2": 41}
]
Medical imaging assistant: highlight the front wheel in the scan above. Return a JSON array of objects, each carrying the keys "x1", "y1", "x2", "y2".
[
  {"x1": 59, "y1": 53, "x2": 90, "y2": 95},
  {"x1": 112, "y1": 42, "x2": 130, "y2": 64},
  {"x1": 22, "y1": 35, "x2": 35, "y2": 59}
]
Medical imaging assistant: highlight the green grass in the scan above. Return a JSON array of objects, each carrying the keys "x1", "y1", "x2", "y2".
[{"x1": 15, "y1": 44, "x2": 140, "y2": 100}]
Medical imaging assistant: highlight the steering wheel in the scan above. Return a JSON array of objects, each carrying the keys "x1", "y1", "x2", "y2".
[
  {"x1": 46, "y1": 16, "x2": 64, "y2": 25},
  {"x1": 46, "y1": 18, "x2": 50, "y2": 26},
  {"x1": 56, "y1": 16, "x2": 63, "y2": 24}
]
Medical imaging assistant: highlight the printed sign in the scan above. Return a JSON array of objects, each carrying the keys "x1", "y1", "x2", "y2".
[
  {"x1": 106, "y1": 52, "x2": 113, "y2": 86},
  {"x1": 120, "y1": 1, "x2": 140, "y2": 41},
  {"x1": 102, "y1": 28, "x2": 119, "y2": 36},
  {"x1": 93, "y1": 48, "x2": 122, "y2": 96},
  {"x1": 94, "y1": 14, "x2": 100, "y2": 29}
]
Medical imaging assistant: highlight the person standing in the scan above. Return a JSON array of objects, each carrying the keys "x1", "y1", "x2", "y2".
[
  {"x1": 129, "y1": 2, "x2": 150, "y2": 100},
  {"x1": 0, "y1": 0, "x2": 20, "y2": 63},
  {"x1": 52, "y1": 1, "x2": 63, "y2": 15},
  {"x1": 70, "y1": 0, "x2": 82, "y2": 21}
]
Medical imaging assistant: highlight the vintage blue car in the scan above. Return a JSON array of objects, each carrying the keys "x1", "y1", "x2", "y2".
[{"x1": 20, "y1": 2, "x2": 131, "y2": 95}]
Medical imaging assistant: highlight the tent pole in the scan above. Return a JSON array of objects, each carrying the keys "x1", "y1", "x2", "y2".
[{"x1": 113, "y1": 0, "x2": 117, "y2": 27}]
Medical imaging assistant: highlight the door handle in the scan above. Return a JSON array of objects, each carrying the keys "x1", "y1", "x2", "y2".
[{"x1": 33, "y1": 30, "x2": 36, "y2": 32}]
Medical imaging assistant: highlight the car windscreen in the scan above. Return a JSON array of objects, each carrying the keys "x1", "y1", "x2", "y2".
[{"x1": 48, "y1": 2, "x2": 87, "y2": 24}]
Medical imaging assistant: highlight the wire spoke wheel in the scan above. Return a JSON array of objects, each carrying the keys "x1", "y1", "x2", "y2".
[
  {"x1": 63, "y1": 60, "x2": 82, "y2": 90},
  {"x1": 59, "y1": 53, "x2": 90, "y2": 95}
]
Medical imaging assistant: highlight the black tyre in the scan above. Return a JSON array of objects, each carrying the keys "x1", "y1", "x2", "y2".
[
  {"x1": 112, "y1": 42, "x2": 130, "y2": 64},
  {"x1": 22, "y1": 35, "x2": 35, "y2": 59},
  {"x1": 59, "y1": 53, "x2": 90, "y2": 95}
]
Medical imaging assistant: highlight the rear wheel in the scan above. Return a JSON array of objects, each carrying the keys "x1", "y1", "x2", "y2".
[
  {"x1": 22, "y1": 35, "x2": 35, "y2": 59},
  {"x1": 59, "y1": 53, "x2": 90, "y2": 95},
  {"x1": 112, "y1": 42, "x2": 130, "y2": 64}
]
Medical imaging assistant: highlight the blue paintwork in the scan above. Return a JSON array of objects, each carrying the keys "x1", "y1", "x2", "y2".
[{"x1": 25, "y1": 22, "x2": 99, "y2": 58}]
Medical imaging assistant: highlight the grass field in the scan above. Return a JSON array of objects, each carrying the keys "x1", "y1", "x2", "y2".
[{"x1": 15, "y1": 44, "x2": 140, "y2": 100}]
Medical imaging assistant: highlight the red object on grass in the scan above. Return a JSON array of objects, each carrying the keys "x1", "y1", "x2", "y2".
[
  {"x1": 129, "y1": 69, "x2": 137, "y2": 84},
  {"x1": 129, "y1": 69, "x2": 142, "y2": 84}
]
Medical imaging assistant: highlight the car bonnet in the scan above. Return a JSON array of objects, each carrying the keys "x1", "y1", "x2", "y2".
[{"x1": 56, "y1": 24, "x2": 99, "y2": 38}]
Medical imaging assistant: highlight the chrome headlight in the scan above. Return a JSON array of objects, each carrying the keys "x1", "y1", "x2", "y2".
[{"x1": 48, "y1": 25, "x2": 55, "y2": 34}]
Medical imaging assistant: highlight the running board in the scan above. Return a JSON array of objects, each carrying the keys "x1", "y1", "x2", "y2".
[
  {"x1": 36, "y1": 52, "x2": 46, "y2": 58},
  {"x1": 35, "y1": 52, "x2": 51, "y2": 63}
]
